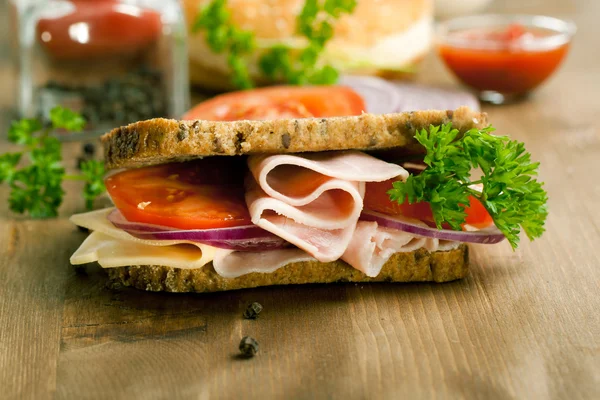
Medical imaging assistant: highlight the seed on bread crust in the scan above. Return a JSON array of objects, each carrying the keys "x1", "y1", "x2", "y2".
[
  {"x1": 177, "y1": 123, "x2": 188, "y2": 141},
  {"x1": 281, "y1": 133, "x2": 291, "y2": 149},
  {"x1": 101, "y1": 107, "x2": 488, "y2": 170}
]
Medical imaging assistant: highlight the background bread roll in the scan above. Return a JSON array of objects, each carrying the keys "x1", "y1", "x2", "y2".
[{"x1": 183, "y1": 0, "x2": 433, "y2": 90}]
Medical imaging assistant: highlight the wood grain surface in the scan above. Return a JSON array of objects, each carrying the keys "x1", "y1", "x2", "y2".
[{"x1": 1, "y1": 0, "x2": 599, "y2": 399}]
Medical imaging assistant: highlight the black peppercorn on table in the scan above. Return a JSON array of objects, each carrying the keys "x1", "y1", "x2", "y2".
[{"x1": 1, "y1": 0, "x2": 599, "y2": 398}]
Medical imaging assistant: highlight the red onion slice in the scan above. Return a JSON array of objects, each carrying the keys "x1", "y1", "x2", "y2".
[
  {"x1": 389, "y1": 82, "x2": 480, "y2": 112},
  {"x1": 340, "y1": 75, "x2": 480, "y2": 113},
  {"x1": 360, "y1": 210, "x2": 506, "y2": 244},
  {"x1": 108, "y1": 209, "x2": 288, "y2": 251},
  {"x1": 339, "y1": 75, "x2": 402, "y2": 114}
]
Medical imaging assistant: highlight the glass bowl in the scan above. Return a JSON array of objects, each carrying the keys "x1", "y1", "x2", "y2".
[{"x1": 436, "y1": 14, "x2": 576, "y2": 104}]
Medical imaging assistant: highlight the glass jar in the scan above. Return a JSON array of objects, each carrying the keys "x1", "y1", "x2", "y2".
[{"x1": 17, "y1": 0, "x2": 189, "y2": 139}]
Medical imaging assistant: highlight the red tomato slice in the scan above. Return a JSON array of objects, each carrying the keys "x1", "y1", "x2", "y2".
[
  {"x1": 182, "y1": 86, "x2": 365, "y2": 121},
  {"x1": 36, "y1": 1, "x2": 162, "y2": 60},
  {"x1": 105, "y1": 158, "x2": 251, "y2": 230},
  {"x1": 364, "y1": 179, "x2": 494, "y2": 229}
]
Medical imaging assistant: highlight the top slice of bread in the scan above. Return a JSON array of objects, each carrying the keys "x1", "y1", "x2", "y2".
[{"x1": 101, "y1": 106, "x2": 488, "y2": 170}]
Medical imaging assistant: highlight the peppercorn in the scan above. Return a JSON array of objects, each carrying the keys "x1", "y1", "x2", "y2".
[
  {"x1": 243, "y1": 302, "x2": 263, "y2": 319},
  {"x1": 74, "y1": 264, "x2": 88, "y2": 275},
  {"x1": 239, "y1": 336, "x2": 259, "y2": 358},
  {"x1": 83, "y1": 143, "x2": 96, "y2": 156},
  {"x1": 41, "y1": 65, "x2": 168, "y2": 128}
]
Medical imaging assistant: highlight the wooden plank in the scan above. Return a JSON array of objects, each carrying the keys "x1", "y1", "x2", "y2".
[
  {"x1": 0, "y1": 217, "x2": 71, "y2": 399},
  {"x1": 0, "y1": 130, "x2": 99, "y2": 400}
]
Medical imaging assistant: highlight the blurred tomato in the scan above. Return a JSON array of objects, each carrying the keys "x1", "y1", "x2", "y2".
[
  {"x1": 182, "y1": 86, "x2": 366, "y2": 121},
  {"x1": 36, "y1": 0, "x2": 162, "y2": 60}
]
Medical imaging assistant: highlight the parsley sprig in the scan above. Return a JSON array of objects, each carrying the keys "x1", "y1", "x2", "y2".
[
  {"x1": 388, "y1": 124, "x2": 548, "y2": 249},
  {"x1": 193, "y1": 0, "x2": 356, "y2": 89},
  {"x1": 192, "y1": 0, "x2": 256, "y2": 89},
  {"x1": 0, "y1": 107, "x2": 106, "y2": 218},
  {"x1": 260, "y1": 0, "x2": 356, "y2": 85}
]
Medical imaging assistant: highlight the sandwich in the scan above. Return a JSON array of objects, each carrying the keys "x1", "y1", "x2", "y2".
[
  {"x1": 69, "y1": 92, "x2": 547, "y2": 293},
  {"x1": 184, "y1": 0, "x2": 433, "y2": 90}
]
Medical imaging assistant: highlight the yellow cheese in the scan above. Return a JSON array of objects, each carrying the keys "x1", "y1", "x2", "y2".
[{"x1": 69, "y1": 208, "x2": 216, "y2": 269}]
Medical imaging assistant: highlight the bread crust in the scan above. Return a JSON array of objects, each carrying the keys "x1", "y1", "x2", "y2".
[
  {"x1": 102, "y1": 107, "x2": 488, "y2": 170},
  {"x1": 106, "y1": 245, "x2": 468, "y2": 293}
]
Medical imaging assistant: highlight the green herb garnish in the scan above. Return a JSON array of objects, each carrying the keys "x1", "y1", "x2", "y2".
[
  {"x1": 260, "y1": 0, "x2": 356, "y2": 85},
  {"x1": 193, "y1": 0, "x2": 356, "y2": 89},
  {"x1": 1, "y1": 107, "x2": 106, "y2": 218},
  {"x1": 388, "y1": 124, "x2": 548, "y2": 249},
  {"x1": 192, "y1": 0, "x2": 256, "y2": 89}
]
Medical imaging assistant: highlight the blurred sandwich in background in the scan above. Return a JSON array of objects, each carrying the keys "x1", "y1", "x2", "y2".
[{"x1": 183, "y1": 0, "x2": 433, "y2": 90}]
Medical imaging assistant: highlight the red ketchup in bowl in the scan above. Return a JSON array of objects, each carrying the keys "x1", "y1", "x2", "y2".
[{"x1": 438, "y1": 22, "x2": 572, "y2": 102}]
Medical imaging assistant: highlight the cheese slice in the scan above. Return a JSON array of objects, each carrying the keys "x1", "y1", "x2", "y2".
[
  {"x1": 70, "y1": 208, "x2": 216, "y2": 269},
  {"x1": 71, "y1": 231, "x2": 216, "y2": 269},
  {"x1": 212, "y1": 248, "x2": 314, "y2": 278}
]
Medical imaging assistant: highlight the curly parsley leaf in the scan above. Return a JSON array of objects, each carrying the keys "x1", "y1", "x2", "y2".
[
  {"x1": 50, "y1": 106, "x2": 86, "y2": 131},
  {"x1": 194, "y1": 0, "x2": 356, "y2": 88},
  {"x1": 8, "y1": 161, "x2": 65, "y2": 218},
  {"x1": 0, "y1": 152, "x2": 22, "y2": 183},
  {"x1": 80, "y1": 160, "x2": 106, "y2": 210},
  {"x1": 8, "y1": 118, "x2": 42, "y2": 145},
  {"x1": 260, "y1": 0, "x2": 355, "y2": 85},
  {"x1": 1, "y1": 107, "x2": 107, "y2": 217},
  {"x1": 388, "y1": 124, "x2": 548, "y2": 249},
  {"x1": 192, "y1": 0, "x2": 256, "y2": 89}
]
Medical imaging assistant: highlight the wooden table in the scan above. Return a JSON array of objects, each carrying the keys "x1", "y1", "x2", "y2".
[{"x1": 1, "y1": 1, "x2": 599, "y2": 399}]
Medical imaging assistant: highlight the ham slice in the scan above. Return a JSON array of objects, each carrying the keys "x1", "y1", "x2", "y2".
[
  {"x1": 212, "y1": 248, "x2": 314, "y2": 278},
  {"x1": 341, "y1": 221, "x2": 461, "y2": 277},
  {"x1": 245, "y1": 177, "x2": 360, "y2": 262},
  {"x1": 341, "y1": 221, "x2": 427, "y2": 277},
  {"x1": 246, "y1": 151, "x2": 408, "y2": 263},
  {"x1": 248, "y1": 151, "x2": 408, "y2": 205}
]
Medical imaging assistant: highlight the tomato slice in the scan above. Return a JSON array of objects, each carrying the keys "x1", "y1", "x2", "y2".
[
  {"x1": 364, "y1": 179, "x2": 494, "y2": 229},
  {"x1": 36, "y1": 1, "x2": 162, "y2": 60},
  {"x1": 105, "y1": 158, "x2": 251, "y2": 230},
  {"x1": 182, "y1": 86, "x2": 365, "y2": 121}
]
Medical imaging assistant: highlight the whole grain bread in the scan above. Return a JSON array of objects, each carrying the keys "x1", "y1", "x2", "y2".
[
  {"x1": 102, "y1": 107, "x2": 487, "y2": 170},
  {"x1": 107, "y1": 245, "x2": 468, "y2": 293}
]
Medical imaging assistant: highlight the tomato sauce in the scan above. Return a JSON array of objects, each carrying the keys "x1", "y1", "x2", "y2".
[{"x1": 439, "y1": 24, "x2": 570, "y2": 95}]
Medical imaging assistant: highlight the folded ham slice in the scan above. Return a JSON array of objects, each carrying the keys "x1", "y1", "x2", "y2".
[
  {"x1": 339, "y1": 221, "x2": 459, "y2": 277},
  {"x1": 246, "y1": 151, "x2": 408, "y2": 263},
  {"x1": 213, "y1": 248, "x2": 314, "y2": 278},
  {"x1": 248, "y1": 151, "x2": 408, "y2": 205},
  {"x1": 341, "y1": 221, "x2": 427, "y2": 277}
]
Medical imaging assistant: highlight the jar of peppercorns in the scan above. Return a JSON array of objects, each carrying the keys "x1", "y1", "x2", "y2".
[{"x1": 17, "y1": 0, "x2": 190, "y2": 138}]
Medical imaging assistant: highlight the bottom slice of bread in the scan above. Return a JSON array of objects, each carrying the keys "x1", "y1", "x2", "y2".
[{"x1": 106, "y1": 245, "x2": 469, "y2": 293}]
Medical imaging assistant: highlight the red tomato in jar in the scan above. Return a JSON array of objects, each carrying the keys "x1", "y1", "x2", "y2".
[
  {"x1": 182, "y1": 86, "x2": 366, "y2": 120},
  {"x1": 36, "y1": 0, "x2": 162, "y2": 60},
  {"x1": 364, "y1": 179, "x2": 494, "y2": 229}
]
